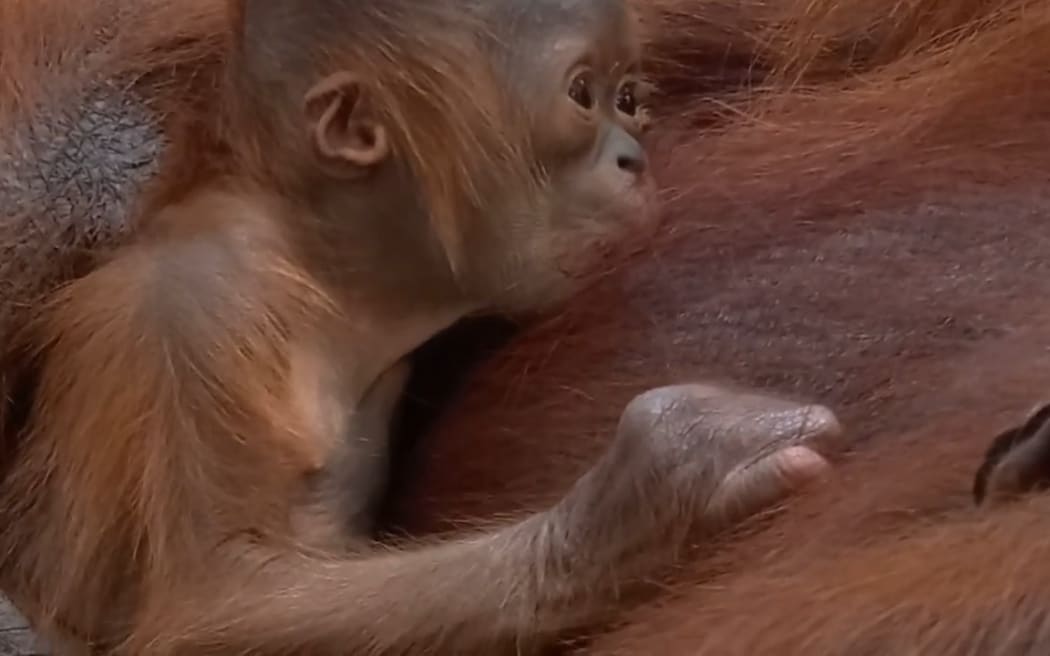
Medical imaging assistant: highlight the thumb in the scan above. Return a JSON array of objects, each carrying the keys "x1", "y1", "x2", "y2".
[{"x1": 702, "y1": 446, "x2": 830, "y2": 529}]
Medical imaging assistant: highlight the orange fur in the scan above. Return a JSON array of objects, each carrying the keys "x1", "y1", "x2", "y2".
[{"x1": 7, "y1": 0, "x2": 1050, "y2": 652}]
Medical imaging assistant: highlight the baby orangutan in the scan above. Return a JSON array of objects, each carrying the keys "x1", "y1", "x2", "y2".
[{"x1": 0, "y1": 0, "x2": 844, "y2": 653}]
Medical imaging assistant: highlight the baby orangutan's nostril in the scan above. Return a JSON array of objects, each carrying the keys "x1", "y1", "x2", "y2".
[{"x1": 617, "y1": 151, "x2": 647, "y2": 175}]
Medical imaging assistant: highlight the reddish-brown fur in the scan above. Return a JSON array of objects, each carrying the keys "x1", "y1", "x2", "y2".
[
  {"x1": 388, "y1": 0, "x2": 1050, "y2": 652},
  {"x1": 5, "y1": 0, "x2": 1050, "y2": 653}
]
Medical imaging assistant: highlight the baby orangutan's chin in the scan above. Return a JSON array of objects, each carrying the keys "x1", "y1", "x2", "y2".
[
  {"x1": 552, "y1": 206, "x2": 662, "y2": 285},
  {"x1": 554, "y1": 218, "x2": 651, "y2": 285}
]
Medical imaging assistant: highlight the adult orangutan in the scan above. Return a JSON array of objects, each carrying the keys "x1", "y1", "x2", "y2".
[{"x1": 0, "y1": 0, "x2": 843, "y2": 654}]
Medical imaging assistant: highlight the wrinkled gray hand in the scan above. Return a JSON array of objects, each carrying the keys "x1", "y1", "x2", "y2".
[{"x1": 615, "y1": 383, "x2": 844, "y2": 531}]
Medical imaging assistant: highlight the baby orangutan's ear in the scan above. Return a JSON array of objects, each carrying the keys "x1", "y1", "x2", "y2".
[{"x1": 304, "y1": 71, "x2": 390, "y2": 177}]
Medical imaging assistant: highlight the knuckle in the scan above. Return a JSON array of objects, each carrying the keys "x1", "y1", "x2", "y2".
[
  {"x1": 620, "y1": 387, "x2": 675, "y2": 435},
  {"x1": 618, "y1": 387, "x2": 699, "y2": 459},
  {"x1": 620, "y1": 383, "x2": 732, "y2": 427}
]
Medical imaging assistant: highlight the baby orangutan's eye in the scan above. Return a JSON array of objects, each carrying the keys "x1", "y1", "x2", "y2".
[
  {"x1": 616, "y1": 81, "x2": 638, "y2": 116},
  {"x1": 568, "y1": 73, "x2": 596, "y2": 110}
]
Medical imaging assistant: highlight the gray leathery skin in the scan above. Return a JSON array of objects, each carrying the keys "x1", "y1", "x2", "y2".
[{"x1": 0, "y1": 79, "x2": 163, "y2": 339}]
